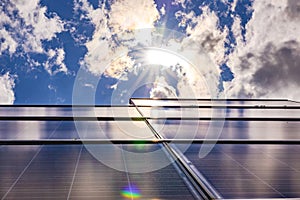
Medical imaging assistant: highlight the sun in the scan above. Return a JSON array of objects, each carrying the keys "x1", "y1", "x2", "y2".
[{"x1": 144, "y1": 48, "x2": 188, "y2": 67}]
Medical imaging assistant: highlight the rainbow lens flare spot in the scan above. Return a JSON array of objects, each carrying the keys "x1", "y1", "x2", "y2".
[
  {"x1": 133, "y1": 141, "x2": 146, "y2": 150},
  {"x1": 121, "y1": 184, "x2": 141, "y2": 199}
]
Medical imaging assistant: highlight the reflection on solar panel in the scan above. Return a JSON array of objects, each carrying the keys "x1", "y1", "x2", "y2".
[{"x1": 0, "y1": 98, "x2": 300, "y2": 199}]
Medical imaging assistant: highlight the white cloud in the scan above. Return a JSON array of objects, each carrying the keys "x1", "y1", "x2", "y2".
[
  {"x1": 160, "y1": 4, "x2": 166, "y2": 16},
  {"x1": 0, "y1": 0, "x2": 66, "y2": 75},
  {"x1": 80, "y1": 0, "x2": 160, "y2": 77},
  {"x1": 176, "y1": 65, "x2": 211, "y2": 98},
  {"x1": 74, "y1": 0, "x2": 113, "y2": 75},
  {"x1": 231, "y1": 0, "x2": 238, "y2": 12},
  {"x1": 172, "y1": 7, "x2": 228, "y2": 98},
  {"x1": 74, "y1": 0, "x2": 95, "y2": 17},
  {"x1": 45, "y1": 48, "x2": 68, "y2": 75},
  {"x1": 150, "y1": 76, "x2": 177, "y2": 98},
  {"x1": 109, "y1": 0, "x2": 160, "y2": 33},
  {"x1": 225, "y1": 0, "x2": 300, "y2": 101},
  {"x1": 0, "y1": 29, "x2": 18, "y2": 55},
  {"x1": 84, "y1": 83, "x2": 94, "y2": 89},
  {"x1": 231, "y1": 15, "x2": 242, "y2": 47},
  {"x1": 183, "y1": 7, "x2": 228, "y2": 66},
  {"x1": 172, "y1": 0, "x2": 188, "y2": 8},
  {"x1": 104, "y1": 55, "x2": 135, "y2": 80},
  {"x1": 0, "y1": 0, "x2": 64, "y2": 54},
  {"x1": 0, "y1": 73, "x2": 16, "y2": 104},
  {"x1": 48, "y1": 84, "x2": 56, "y2": 92},
  {"x1": 13, "y1": 0, "x2": 64, "y2": 43},
  {"x1": 175, "y1": 10, "x2": 197, "y2": 27},
  {"x1": 78, "y1": 1, "x2": 223, "y2": 99}
]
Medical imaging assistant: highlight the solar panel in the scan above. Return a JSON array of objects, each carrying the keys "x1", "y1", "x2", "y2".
[
  {"x1": 148, "y1": 120, "x2": 300, "y2": 140},
  {"x1": 0, "y1": 121, "x2": 62, "y2": 139},
  {"x1": 139, "y1": 107, "x2": 300, "y2": 119},
  {"x1": 0, "y1": 106, "x2": 141, "y2": 118},
  {"x1": 1, "y1": 98, "x2": 300, "y2": 199},
  {"x1": 182, "y1": 144, "x2": 300, "y2": 198},
  {"x1": 130, "y1": 98, "x2": 300, "y2": 107},
  {"x1": 0, "y1": 145, "x2": 196, "y2": 199}
]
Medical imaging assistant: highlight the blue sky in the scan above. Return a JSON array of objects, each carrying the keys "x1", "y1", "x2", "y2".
[{"x1": 0, "y1": 0, "x2": 299, "y2": 104}]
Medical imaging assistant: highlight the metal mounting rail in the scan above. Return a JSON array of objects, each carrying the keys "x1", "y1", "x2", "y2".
[
  {"x1": 129, "y1": 98, "x2": 291, "y2": 101},
  {"x1": 0, "y1": 116, "x2": 146, "y2": 121},
  {"x1": 1, "y1": 139, "x2": 300, "y2": 145},
  {"x1": 1, "y1": 116, "x2": 300, "y2": 121}
]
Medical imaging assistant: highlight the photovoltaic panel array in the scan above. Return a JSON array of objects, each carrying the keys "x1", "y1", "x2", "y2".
[{"x1": 1, "y1": 98, "x2": 300, "y2": 199}]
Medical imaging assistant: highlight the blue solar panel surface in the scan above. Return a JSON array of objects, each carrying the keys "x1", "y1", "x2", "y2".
[{"x1": 0, "y1": 99, "x2": 300, "y2": 199}]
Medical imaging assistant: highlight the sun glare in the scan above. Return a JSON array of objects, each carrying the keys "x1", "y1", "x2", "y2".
[{"x1": 145, "y1": 48, "x2": 188, "y2": 67}]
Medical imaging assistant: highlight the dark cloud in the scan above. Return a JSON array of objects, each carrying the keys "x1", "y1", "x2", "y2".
[
  {"x1": 251, "y1": 40, "x2": 300, "y2": 92},
  {"x1": 286, "y1": 0, "x2": 300, "y2": 19},
  {"x1": 239, "y1": 53, "x2": 253, "y2": 71},
  {"x1": 201, "y1": 34, "x2": 223, "y2": 52},
  {"x1": 236, "y1": 86, "x2": 255, "y2": 99}
]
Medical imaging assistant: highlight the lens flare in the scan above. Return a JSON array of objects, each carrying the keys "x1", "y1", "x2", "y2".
[
  {"x1": 121, "y1": 184, "x2": 141, "y2": 199},
  {"x1": 133, "y1": 141, "x2": 146, "y2": 150}
]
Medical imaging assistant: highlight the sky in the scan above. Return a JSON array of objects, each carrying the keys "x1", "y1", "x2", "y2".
[{"x1": 0, "y1": 0, "x2": 299, "y2": 105}]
